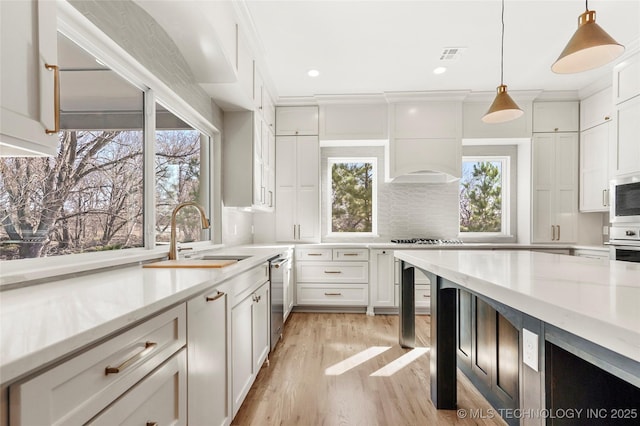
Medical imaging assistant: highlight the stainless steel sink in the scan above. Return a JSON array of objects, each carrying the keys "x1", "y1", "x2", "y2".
[{"x1": 199, "y1": 254, "x2": 251, "y2": 261}]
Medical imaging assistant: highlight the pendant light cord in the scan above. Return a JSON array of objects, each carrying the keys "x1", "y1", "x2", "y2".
[
  {"x1": 586, "y1": 0, "x2": 589, "y2": 11},
  {"x1": 500, "y1": 0, "x2": 505, "y2": 85}
]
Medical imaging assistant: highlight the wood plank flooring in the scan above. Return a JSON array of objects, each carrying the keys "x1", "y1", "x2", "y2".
[{"x1": 232, "y1": 312, "x2": 506, "y2": 426}]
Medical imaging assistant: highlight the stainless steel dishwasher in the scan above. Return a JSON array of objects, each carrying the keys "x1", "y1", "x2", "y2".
[{"x1": 269, "y1": 255, "x2": 289, "y2": 351}]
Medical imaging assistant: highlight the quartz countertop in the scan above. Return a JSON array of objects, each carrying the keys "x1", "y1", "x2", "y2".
[
  {"x1": 394, "y1": 250, "x2": 640, "y2": 363},
  {"x1": 0, "y1": 246, "x2": 289, "y2": 385}
]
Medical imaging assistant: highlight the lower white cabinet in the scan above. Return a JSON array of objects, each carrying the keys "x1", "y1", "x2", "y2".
[
  {"x1": 295, "y1": 247, "x2": 369, "y2": 307},
  {"x1": 9, "y1": 305, "x2": 186, "y2": 426},
  {"x1": 187, "y1": 285, "x2": 230, "y2": 426},
  {"x1": 231, "y1": 279, "x2": 270, "y2": 417},
  {"x1": 89, "y1": 349, "x2": 187, "y2": 426},
  {"x1": 369, "y1": 249, "x2": 395, "y2": 308}
]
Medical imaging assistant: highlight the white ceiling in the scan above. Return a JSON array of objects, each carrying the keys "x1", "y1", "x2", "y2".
[{"x1": 241, "y1": 0, "x2": 640, "y2": 99}]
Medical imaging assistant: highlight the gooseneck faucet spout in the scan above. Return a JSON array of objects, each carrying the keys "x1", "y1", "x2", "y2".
[{"x1": 168, "y1": 202, "x2": 210, "y2": 260}]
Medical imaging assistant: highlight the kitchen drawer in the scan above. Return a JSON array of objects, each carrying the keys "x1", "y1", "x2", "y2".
[
  {"x1": 297, "y1": 284, "x2": 368, "y2": 306},
  {"x1": 296, "y1": 261, "x2": 368, "y2": 283},
  {"x1": 333, "y1": 248, "x2": 369, "y2": 261},
  {"x1": 296, "y1": 248, "x2": 332, "y2": 261},
  {"x1": 9, "y1": 305, "x2": 186, "y2": 426},
  {"x1": 231, "y1": 262, "x2": 269, "y2": 300},
  {"x1": 89, "y1": 349, "x2": 186, "y2": 425}
]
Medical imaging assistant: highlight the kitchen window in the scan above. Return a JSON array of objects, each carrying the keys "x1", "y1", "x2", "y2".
[
  {"x1": 327, "y1": 157, "x2": 377, "y2": 236},
  {"x1": 0, "y1": 32, "x2": 217, "y2": 265},
  {"x1": 459, "y1": 155, "x2": 511, "y2": 238}
]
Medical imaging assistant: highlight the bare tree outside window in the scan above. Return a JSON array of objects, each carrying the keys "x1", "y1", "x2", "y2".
[{"x1": 330, "y1": 159, "x2": 376, "y2": 233}]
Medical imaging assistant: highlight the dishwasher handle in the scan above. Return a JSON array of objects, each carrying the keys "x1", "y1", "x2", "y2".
[{"x1": 270, "y1": 258, "x2": 289, "y2": 268}]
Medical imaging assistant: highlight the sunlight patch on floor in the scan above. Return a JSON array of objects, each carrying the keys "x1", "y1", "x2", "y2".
[
  {"x1": 324, "y1": 346, "x2": 392, "y2": 375},
  {"x1": 370, "y1": 347, "x2": 430, "y2": 377}
]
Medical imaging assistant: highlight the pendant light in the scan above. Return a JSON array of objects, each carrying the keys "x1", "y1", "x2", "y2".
[
  {"x1": 552, "y1": 0, "x2": 624, "y2": 74},
  {"x1": 482, "y1": 0, "x2": 523, "y2": 124}
]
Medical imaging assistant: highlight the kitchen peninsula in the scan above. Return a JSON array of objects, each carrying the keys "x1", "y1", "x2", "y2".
[{"x1": 396, "y1": 250, "x2": 640, "y2": 426}]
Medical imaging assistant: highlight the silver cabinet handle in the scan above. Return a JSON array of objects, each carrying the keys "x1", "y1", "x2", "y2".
[
  {"x1": 206, "y1": 291, "x2": 225, "y2": 302},
  {"x1": 105, "y1": 342, "x2": 157, "y2": 375},
  {"x1": 307, "y1": 253, "x2": 323, "y2": 256},
  {"x1": 293, "y1": 224, "x2": 297, "y2": 240},
  {"x1": 269, "y1": 190, "x2": 273, "y2": 207},
  {"x1": 324, "y1": 292, "x2": 342, "y2": 296},
  {"x1": 557, "y1": 225, "x2": 560, "y2": 240},
  {"x1": 324, "y1": 271, "x2": 342, "y2": 274},
  {"x1": 603, "y1": 189, "x2": 608, "y2": 207},
  {"x1": 551, "y1": 225, "x2": 556, "y2": 241},
  {"x1": 342, "y1": 253, "x2": 359, "y2": 256}
]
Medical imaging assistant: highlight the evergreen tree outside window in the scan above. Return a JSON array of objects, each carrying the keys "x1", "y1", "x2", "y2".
[
  {"x1": 459, "y1": 157, "x2": 509, "y2": 234},
  {"x1": 328, "y1": 158, "x2": 377, "y2": 235}
]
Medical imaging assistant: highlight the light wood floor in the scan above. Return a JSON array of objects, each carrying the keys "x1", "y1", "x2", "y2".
[{"x1": 232, "y1": 312, "x2": 506, "y2": 426}]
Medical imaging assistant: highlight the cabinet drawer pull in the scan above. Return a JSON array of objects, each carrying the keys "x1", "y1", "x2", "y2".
[
  {"x1": 604, "y1": 116, "x2": 610, "y2": 121},
  {"x1": 342, "y1": 253, "x2": 359, "y2": 256},
  {"x1": 551, "y1": 225, "x2": 556, "y2": 241},
  {"x1": 557, "y1": 225, "x2": 560, "y2": 240},
  {"x1": 206, "y1": 291, "x2": 225, "y2": 302},
  {"x1": 324, "y1": 271, "x2": 342, "y2": 274},
  {"x1": 105, "y1": 341, "x2": 157, "y2": 375},
  {"x1": 603, "y1": 189, "x2": 608, "y2": 207},
  {"x1": 324, "y1": 292, "x2": 342, "y2": 296},
  {"x1": 44, "y1": 63, "x2": 60, "y2": 135},
  {"x1": 307, "y1": 253, "x2": 323, "y2": 256},
  {"x1": 423, "y1": 294, "x2": 429, "y2": 298},
  {"x1": 147, "y1": 423, "x2": 158, "y2": 426}
]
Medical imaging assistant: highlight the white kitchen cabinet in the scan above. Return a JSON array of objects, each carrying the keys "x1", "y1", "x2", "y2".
[
  {"x1": 613, "y1": 51, "x2": 640, "y2": 105},
  {"x1": 533, "y1": 101, "x2": 580, "y2": 133},
  {"x1": 462, "y1": 100, "x2": 532, "y2": 139},
  {"x1": 223, "y1": 111, "x2": 273, "y2": 211},
  {"x1": 532, "y1": 133, "x2": 579, "y2": 243},
  {"x1": 580, "y1": 122, "x2": 611, "y2": 212},
  {"x1": 88, "y1": 349, "x2": 187, "y2": 426},
  {"x1": 580, "y1": 87, "x2": 613, "y2": 131},
  {"x1": 9, "y1": 305, "x2": 186, "y2": 425},
  {"x1": 275, "y1": 135, "x2": 320, "y2": 242},
  {"x1": 295, "y1": 247, "x2": 369, "y2": 307},
  {"x1": 319, "y1": 103, "x2": 388, "y2": 140},
  {"x1": 0, "y1": 0, "x2": 59, "y2": 156},
  {"x1": 275, "y1": 106, "x2": 319, "y2": 136},
  {"x1": 369, "y1": 249, "x2": 395, "y2": 309},
  {"x1": 612, "y1": 90, "x2": 640, "y2": 177},
  {"x1": 230, "y1": 264, "x2": 270, "y2": 417},
  {"x1": 283, "y1": 254, "x2": 295, "y2": 322},
  {"x1": 187, "y1": 285, "x2": 230, "y2": 426}
]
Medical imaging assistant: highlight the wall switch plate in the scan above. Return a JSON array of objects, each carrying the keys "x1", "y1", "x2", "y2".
[
  {"x1": 523, "y1": 328, "x2": 539, "y2": 372},
  {"x1": 603, "y1": 226, "x2": 609, "y2": 236}
]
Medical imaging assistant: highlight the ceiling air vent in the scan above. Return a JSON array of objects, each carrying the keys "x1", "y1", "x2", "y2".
[{"x1": 439, "y1": 47, "x2": 466, "y2": 62}]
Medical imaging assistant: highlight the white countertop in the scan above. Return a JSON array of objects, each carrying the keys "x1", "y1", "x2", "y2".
[
  {"x1": 394, "y1": 250, "x2": 640, "y2": 363},
  {"x1": 0, "y1": 246, "x2": 288, "y2": 385}
]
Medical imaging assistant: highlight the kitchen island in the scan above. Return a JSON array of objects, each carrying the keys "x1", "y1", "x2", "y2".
[{"x1": 395, "y1": 250, "x2": 640, "y2": 426}]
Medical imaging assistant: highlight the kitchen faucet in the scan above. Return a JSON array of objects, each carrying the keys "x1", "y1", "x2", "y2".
[{"x1": 168, "y1": 202, "x2": 210, "y2": 260}]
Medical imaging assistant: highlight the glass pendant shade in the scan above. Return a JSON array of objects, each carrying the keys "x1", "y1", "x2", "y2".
[
  {"x1": 552, "y1": 10, "x2": 624, "y2": 74},
  {"x1": 482, "y1": 85, "x2": 524, "y2": 124}
]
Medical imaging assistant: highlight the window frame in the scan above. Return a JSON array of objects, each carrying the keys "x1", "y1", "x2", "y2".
[
  {"x1": 0, "y1": 5, "x2": 223, "y2": 285},
  {"x1": 326, "y1": 156, "x2": 378, "y2": 238}
]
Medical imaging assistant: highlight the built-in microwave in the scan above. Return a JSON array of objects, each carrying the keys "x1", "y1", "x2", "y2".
[{"x1": 610, "y1": 176, "x2": 640, "y2": 224}]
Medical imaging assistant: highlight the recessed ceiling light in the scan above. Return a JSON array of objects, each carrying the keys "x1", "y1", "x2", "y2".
[
  {"x1": 307, "y1": 69, "x2": 320, "y2": 77},
  {"x1": 433, "y1": 67, "x2": 447, "y2": 75}
]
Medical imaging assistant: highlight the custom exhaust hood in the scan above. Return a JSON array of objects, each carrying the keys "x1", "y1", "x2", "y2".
[{"x1": 384, "y1": 137, "x2": 462, "y2": 184}]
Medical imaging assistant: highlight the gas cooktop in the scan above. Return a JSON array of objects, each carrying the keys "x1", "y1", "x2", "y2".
[{"x1": 390, "y1": 238, "x2": 464, "y2": 245}]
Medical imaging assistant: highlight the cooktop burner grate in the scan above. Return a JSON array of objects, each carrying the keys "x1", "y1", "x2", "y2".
[{"x1": 390, "y1": 238, "x2": 464, "y2": 245}]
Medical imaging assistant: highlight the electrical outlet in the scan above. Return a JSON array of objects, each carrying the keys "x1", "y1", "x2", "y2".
[
  {"x1": 233, "y1": 224, "x2": 237, "y2": 235},
  {"x1": 523, "y1": 328, "x2": 539, "y2": 372},
  {"x1": 603, "y1": 226, "x2": 609, "y2": 236}
]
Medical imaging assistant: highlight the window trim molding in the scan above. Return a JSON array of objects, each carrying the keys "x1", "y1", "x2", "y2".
[{"x1": 326, "y1": 156, "x2": 379, "y2": 237}]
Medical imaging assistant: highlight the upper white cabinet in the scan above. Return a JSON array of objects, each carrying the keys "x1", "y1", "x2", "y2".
[
  {"x1": 612, "y1": 95, "x2": 640, "y2": 177},
  {"x1": 319, "y1": 103, "x2": 388, "y2": 140},
  {"x1": 0, "y1": 0, "x2": 59, "y2": 156},
  {"x1": 612, "y1": 52, "x2": 640, "y2": 177},
  {"x1": 387, "y1": 101, "x2": 462, "y2": 182},
  {"x1": 392, "y1": 101, "x2": 461, "y2": 139},
  {"x1": 223, "y1": 111, "x2": 273, "y2": 211},
  {"x1": 532, "y1": 133, "x2": 579, "y2": 243},
  {"x1": 580, "y1": 123, "x2": 612, "y2": 212},
  {"x1": 275, "y1": 135, "x2": 320, "y2": 242},
  {"x1": 276, "y1": 106, "x2": 319, "y2": 136},
  {"x1": 533, "y1": 101, "x2": 580, "y2": 133},
  {"x1": 613, "y1": 51, "x2": 640, "y2": 105},
  {"x1": 580, "y1": 87, "x2": 613, "y2": 131}
]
